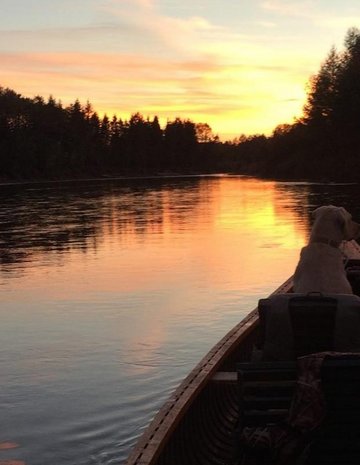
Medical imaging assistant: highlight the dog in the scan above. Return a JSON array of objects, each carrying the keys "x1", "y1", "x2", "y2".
[{"x1": 293, "y1": 205, "x2": 360, "y2": 294}]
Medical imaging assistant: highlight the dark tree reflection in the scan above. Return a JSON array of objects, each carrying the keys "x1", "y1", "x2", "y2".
[{"x1": 0, "y1": 178, "x2": 205, "y2": 271}]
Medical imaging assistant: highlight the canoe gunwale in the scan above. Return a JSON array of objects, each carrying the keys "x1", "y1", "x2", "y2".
[
  {"x1": 126, "y1": 277, "x2": 294, "y2": 465},
  {"x1": 126, "y1": 240, "x2": 360, "y2": 465}
]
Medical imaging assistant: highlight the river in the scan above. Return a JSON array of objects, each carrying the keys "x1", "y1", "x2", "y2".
[{"x1": 0, "y1": 175, "x2": 359, "y2": 465}]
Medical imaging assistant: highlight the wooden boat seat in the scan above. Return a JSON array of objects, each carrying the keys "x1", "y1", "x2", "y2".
[
  {"x1": 257, "y1": 293, "x2": 360, "y2": 360},
  {"x1": 237, "y1": 357, "x2": 360, "y2": 465},
  {"x1": 237, "y1": 361, "x2": 297, "y2": 428}
]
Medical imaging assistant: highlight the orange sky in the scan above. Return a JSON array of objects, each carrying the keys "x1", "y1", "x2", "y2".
[{"x1": 1, "y1": 0, "x2": 360, "y2": 139}]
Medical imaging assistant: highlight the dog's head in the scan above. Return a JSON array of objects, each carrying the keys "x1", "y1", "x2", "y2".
[{"x1": 312, "y1": 205, "x2": 360, "y2": 241}]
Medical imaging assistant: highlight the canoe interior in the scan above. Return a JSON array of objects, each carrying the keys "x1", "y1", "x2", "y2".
[
  {"x1": 126, "y1": 281, "x2": 291, "y2": 465},
  {"x1": 129, "y1": 324, "x2": 259, "y2": 465},
  {"x1": 155, "y1": 334, "x2": 259, "y2": 465},
  {"x1": 126, "y1": 240, "x2": 360, "y2": 465}
]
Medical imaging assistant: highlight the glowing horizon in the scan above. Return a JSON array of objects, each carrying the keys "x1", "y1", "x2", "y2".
[{"x1": 1, "y1": 0, "x2": 360, "y2": 140}]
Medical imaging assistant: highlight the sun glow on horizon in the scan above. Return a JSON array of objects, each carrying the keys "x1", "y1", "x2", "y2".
[{"x1": 0, "y1": 0, "x2": 358, "y2": 139}]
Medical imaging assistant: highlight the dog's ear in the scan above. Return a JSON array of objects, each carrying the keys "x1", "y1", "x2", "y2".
[
  {"x1": 336, "y1": 207, "x2": 359, "y2": 239},
  {"x1": 336, "y1": 210, "x2": 346, "y2": 230},
  {"x1": 336, "y1": 207, "x2": 350, "y2": 229}
]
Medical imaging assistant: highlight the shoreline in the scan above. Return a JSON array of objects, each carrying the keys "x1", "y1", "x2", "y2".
[
  {"x1": 0, "y1": 170, "x2": 357, "y2": 188},
  {"x1": 0, "y1": 172, "x2": 234, "y2": 187}
]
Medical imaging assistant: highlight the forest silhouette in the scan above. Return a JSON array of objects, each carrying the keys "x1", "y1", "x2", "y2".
[{"x1": 1, "y1": 28, "x2": 360, "y2": 182}]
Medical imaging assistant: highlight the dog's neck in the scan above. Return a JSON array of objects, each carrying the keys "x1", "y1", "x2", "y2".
[{"x1": 310, "y1": 236, "x2": 342, "y2": 248}]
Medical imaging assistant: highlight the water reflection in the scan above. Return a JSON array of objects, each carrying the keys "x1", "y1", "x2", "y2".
[
  {"x1": 0, "y1": 177, "x2": 309, "y2": 270},
  {"x1": 0, "y1": 176, "x2": 359, "y2": 465},
  {"x1": 0, "y1": 178, "x2": 206, "y2": 271}
]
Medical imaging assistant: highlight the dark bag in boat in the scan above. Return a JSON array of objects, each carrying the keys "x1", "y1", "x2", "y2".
[
  {"x1": 257, "y1": 293, "x2": 360, "y2": 360},
  {"x1": 346, "y1": 259, "x2": 360, "y2": 294}
]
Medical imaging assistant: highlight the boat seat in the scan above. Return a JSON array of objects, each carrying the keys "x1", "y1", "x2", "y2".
[
  {"x1": 257, "y1": 293, "x2": 360, "y2": 361},
  {"x1": 236, "y1": 360, "x2": 300, "y2": 465},
  {"x1": 237, "y1": 361, "x2": 296, "y2": 427},
  {"x1": 237, "y1": 356, "x2": 360, "y2": 464}
]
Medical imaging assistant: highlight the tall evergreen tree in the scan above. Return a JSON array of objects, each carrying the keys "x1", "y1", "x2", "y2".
[
  {"x1": 303, "y1": 46, "x2": 342, "y2": 126},
  {"x1": 333, "y1": 27, "x2": 360, "y2": 137}
]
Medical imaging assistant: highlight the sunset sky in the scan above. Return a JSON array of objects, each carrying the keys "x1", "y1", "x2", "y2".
[{"x1": 1, "y1": 0, "x2": 360, "y2": 140}]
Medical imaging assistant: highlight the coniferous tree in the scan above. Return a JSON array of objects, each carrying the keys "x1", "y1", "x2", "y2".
[
  {"x1": 334, "y1": 28, "x2": 360, "y2": 136},
  {"x1": 164, "y1": 118, "x2": 197, "y2": 170},
  {"x1": 303, "y1": 46, "x2": 342, "y2": 127}
]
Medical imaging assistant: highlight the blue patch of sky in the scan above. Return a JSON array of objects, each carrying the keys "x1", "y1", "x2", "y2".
[
  {"x1": 0, "y1": 0, "x2": 171, "y2": 55},
  {"x1": 0, "y1": 0, "x2": 100, "y2": 29}
]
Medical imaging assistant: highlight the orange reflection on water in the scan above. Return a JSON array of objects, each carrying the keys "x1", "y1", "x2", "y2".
[
  {"x1": 109, "y1": 177, "x2": 310, "y2": 369},
  {"x1": 1, "y1": 177, "x2": 311, "y2": 377},
  {"x1": 0, "y1": 461, "x2": 25, "y2": 465},
  {"x1": 1, "y1": 177, "x2": 310, "y2": 301},
  {"x1": 0, "y1": 442, "x2": 25, "y2": 465},
  {"x1": 0, "y1": 443, "x2": 18, "y2": 450}
]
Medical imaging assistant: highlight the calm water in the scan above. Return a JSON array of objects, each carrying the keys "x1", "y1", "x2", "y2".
[{"x1": 1, "y1": 175, "x2": 360, "y2": 465}]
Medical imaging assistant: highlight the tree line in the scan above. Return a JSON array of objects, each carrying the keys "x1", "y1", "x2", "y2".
[
  {"x1": 1, "y1": 27, "x2": 360, "y2": 181},
  {"x1": 0, "y1": 90, "x2": 220, "y2": 180}
]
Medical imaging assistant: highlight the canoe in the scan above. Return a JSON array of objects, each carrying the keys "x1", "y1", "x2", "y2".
[{"x1": 125, "y1": 240, "x2": 360, "y2": 465}]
